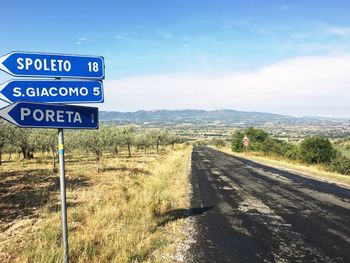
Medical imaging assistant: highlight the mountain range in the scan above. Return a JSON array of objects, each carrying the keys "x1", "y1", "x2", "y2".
[{"x1": 100, "y1": 109, "x2": 295, "y2": 125}]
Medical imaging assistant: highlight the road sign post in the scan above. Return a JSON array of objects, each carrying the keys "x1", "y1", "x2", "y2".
[
  {"x1": 0, "y1": 51, "x2": 104, "y2": 263},
  {"x1": 58, "y1": 128, "x2": 69, "y2": 263}
]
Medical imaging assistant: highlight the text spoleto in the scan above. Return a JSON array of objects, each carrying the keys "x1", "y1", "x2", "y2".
[{"x1": 16, "y1": 58, "x2": 71, "y2": 72}]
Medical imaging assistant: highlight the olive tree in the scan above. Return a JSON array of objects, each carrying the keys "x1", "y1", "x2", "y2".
[
  {"x1": 29, "y1": 129, "x2": 57, "y2": 167},
  {"x1": 148, "y1": 129, "x2": 168, "y2": 153},
  {"x1": 110, "y1": 126, "x2": 124, "y2": 155},
  {"x1": 166, "y1": 131, "x2": 182, "y2": 149},
  {"x1": 77, "y1": 125, "x2": 113, "y2": 172},
  {"x1": 120, "y1": 126, "x2": 135, "y2": 157},
  {"x1": 134, "y1": 132, "x2": 152, "y2": 153},
  {"x1": 13, "y1": 127, "x2": 36, "y2": 159}
]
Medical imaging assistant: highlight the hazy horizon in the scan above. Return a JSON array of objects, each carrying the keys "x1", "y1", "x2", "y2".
[
  {"x1": 0, "y1": 1, "x2": 349, "y2": 117},
  {"x1": 99, "y1": 107, "x2": 350, "y2": 119}
]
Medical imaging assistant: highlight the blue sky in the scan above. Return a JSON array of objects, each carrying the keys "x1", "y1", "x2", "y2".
[{"x1": 0, "y1": 1, "x2": 350, "y2": 116}]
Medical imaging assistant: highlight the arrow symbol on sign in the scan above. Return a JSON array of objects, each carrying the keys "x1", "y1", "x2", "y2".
[
  {"x1": 0, "y1": 53, "x2": 12, "y2": 76},
  {"x1": 0, "y1": 102, "x2": 17, "y2": 125}
]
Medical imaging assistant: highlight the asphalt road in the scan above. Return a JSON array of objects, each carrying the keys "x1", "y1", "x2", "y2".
[{"x1": 188, "y1": 147, "x2": 350, "y2": 263}]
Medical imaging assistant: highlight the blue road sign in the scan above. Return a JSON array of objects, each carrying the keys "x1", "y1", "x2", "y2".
[
  {"x1": 0, "y1": 80, "x2": 104, "y2": 104},
  {"x1": 0, "y1": 52, "x2": 105, "y2": 79},
  {"x1": 0, "y1": 102, "x2": 98, "y2": 129}
]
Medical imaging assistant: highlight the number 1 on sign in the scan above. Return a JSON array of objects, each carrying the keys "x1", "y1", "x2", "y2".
[
  {"x1": 88, "y1": 62, "x2": 99, "y2": 72},
  {"x1": 91, "y1": 113, "x2": 95, "y2": 123}
]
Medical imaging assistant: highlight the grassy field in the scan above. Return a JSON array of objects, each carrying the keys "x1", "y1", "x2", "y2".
[
  {"x1": 334, "y1": 138, "x2": 350, "y2": 159},
  {"x1": 0, "y1": 145, "x2": 191, "y2": 262},
  {"x1": 215, "y1": 147, "x2": 350, "y2": 187},
  {"x1": 335, "y1": 145, "x2": 350, "y2": 159}
]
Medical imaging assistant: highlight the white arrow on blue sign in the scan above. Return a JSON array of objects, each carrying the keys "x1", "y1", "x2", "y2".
[
  {"x1": 0, "y1": 80, "x2": 104, "y2": 104},
  {"x1": 0, "y1": 52, "x2": 105, "y2": 79},
  {"x1": 0, "y1": 102, "x2": 98, "y2": 129}
]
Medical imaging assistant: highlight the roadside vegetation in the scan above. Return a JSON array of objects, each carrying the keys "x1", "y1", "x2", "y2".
[
  {"x1": 0, "y1": 121, "x2": 191, "y2": 262},
  {"x1": 201, "y1": 127, "x2": 350, "y2": 178},
  {"x1": 231, "y1": 127, "x2": 350, "y2": 175},
  {"x1": 334, "y1": 138, "x2": 350, "y2": 158}
]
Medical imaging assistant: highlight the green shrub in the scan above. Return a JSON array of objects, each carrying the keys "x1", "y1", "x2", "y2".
[
  {"x1": 330, "y1": 153, "x2": 350, "y2": 175},
  {"x1": 210, "y1": 138, "x2": 226, "y2": 147},
  {"x1": 231, "y1": 127, "x2": 270, "y2": 152},
  {"x1": 231, "y1": 131, "x2": 244, "y2": 152},
  {"x1": 299, "y1": 136, "x2": 336, "y2": 164},
  {"x1": 285, "y1": 146, "x2": 300, "y2": 160},
  {"x1": 261, "y1": 138, "x2": 285, "y2": 155},
  {"x1": 244, "y1": 127, "x2": 269, "y2": 143},
  {"x1": 230, "y1": 128, "x2": 347, "y2": 175}
]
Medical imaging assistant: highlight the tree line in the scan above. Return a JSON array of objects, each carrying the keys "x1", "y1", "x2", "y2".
[
  {"x1": 0, "y1": 120, "x2": 183, "y2": 171},
  {"x1": 230, "y1": 127, "x2": 350, "y2": 175}
]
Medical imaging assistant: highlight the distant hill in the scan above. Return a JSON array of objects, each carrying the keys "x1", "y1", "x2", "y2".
[{"x1": 99, "y1": 109, "x2": 294, "y2": 125}]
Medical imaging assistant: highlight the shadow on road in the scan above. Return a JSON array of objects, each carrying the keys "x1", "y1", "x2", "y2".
[{"x1": 158, "y1": 206, "x2": 214, "y2": 226}]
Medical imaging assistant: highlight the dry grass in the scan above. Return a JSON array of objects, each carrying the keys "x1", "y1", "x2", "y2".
[
  {"x1": 0, "y1": 145, "x2": 191, "y2": 262},
  {"x1": 215, "y1": 147, "x2": 350, "y2": 188}
]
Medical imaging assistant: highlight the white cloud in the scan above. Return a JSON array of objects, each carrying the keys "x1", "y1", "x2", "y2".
[
  {"x1": 327, "y1": 26, "x2": 350, "y2": 37},
  {"x1": 115, "y1": 34, "x2": 135, "y2": 42},
  {"x1": 76, "y1": 37, "x2": 87, "y2": 45},
  {"x1": 102, "y1": 54, "x2": 350, "y2": 117}
]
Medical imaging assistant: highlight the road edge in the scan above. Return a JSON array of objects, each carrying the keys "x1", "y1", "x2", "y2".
[{"x1": 172, "y1": 147, "x2": 196, "y2": 262}]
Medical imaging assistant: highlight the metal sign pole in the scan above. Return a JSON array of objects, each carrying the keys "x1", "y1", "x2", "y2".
[{"x1": 58, "y1": 128, "x2": 69, "y2": 263}]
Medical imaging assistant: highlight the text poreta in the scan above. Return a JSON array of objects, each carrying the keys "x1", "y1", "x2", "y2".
[{"x1": 20, "y1": 108, "x2": 83, "y2": 123}]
